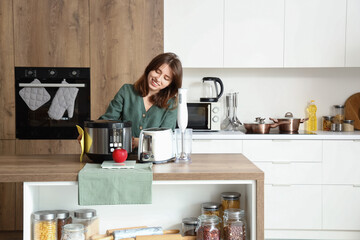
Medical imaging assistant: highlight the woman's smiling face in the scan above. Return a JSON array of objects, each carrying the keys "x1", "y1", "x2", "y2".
[{"x1": 147, "y1": 63, "x2": 173, "y2": 95}]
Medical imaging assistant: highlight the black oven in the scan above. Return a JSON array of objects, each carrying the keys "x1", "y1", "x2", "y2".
[{"x1": 15, "y1": 67, "x2": 90, "y2": 139}]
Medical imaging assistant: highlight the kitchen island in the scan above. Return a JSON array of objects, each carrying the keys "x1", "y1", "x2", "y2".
[{"x1": 0, "y1": 154, "x2": 264, "y2": 240}]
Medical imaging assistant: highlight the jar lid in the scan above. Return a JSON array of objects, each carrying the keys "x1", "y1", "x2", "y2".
[
  {"x1": 201, "y1": 202, "x2": 221, "y2": 210},
  {"x1": 33, "y1": 210, "x2": 57, "y2": 220},
  {"x1": 198, "y1": 214, "x2": 221, "y2": 224},
  {"x1": 182, "y1": 217, "x2": 199, "y2": 225},
  {"x1": 221, "y1": 192, "x2": 241, "y2": 200},
  {"x1": 344, "y1": 120, "x2": 354, "y2": 123},
  {"x1": 224, "y1": 208, "x2": 245, "y2": 218},
  {"x1": 334, "y1": 105, "x2": 345, "y2": 108},
  {"x1": 322, "y1": 116, "x2": 332, "y2": 120},
  {"x1": 63, "y1": 224, "x2": 85, "y2": 232},
  {"x1": 74, "y1": 209, "x2": 97, "y2": 219},
  {"x1": 56, "y1": 210, "x2": 70, "y2": 219}
]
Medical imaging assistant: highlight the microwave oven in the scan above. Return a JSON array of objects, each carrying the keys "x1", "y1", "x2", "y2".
[{"x1": 186, "y1": 102, "x2": 221, "y2": 131}]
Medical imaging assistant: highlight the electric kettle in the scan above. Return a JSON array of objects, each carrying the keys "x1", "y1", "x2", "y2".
[
  {"x1": 200, "y1": 77, "x2": 224, "y2": 102},
  {"x1": 138, "y1": 128, "x2": 174, "y2": 164}
]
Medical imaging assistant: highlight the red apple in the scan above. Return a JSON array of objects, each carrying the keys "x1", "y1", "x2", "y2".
[{"x1": 112, "y1": 148, "x2": 128, "y2": 163}]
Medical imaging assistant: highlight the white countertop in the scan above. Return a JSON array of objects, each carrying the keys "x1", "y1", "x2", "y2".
[{"x1": 192, "y1": 130, "x2": 360, "y2": 140}]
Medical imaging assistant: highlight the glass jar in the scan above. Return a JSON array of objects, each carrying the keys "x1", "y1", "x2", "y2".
[
  {"x1": 56, "y1": 210, "x2": 72, "y2": 240},
  {"x1": 182, "y1": 217, "x2": 198, "y2": 236},
  {"x1": 322, "y1": 116, "x2": 332, "y2": 131},
  {"x1": 333, "y1": 105, "x2": 345, "y2": 124},
  {"x1": 343, "y1": 120, "x2": 355, "y2": 132},
  {"x1": 201, "y1": 202, "x2": 221, "y2": 217},
  {"x1": 223, "y1": 209, "x2": 247, "y2": 240},
  {"x1": 221, "y1": 192, "x2": 241, "y2": 210},
  {"x1": 60, "y1": 224, "x2": 85, "y2": 240},
  {"x1": 32, "y1": 210, "x2": 57, "y2": 240},
  {"x1": 73, "y1": 209, "x2": 99, "y2": 240},
  {"x1": 196, "y1": 215, "x2": 221, "y2": 240}
]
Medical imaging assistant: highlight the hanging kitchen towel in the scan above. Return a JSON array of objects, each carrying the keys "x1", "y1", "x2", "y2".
[
  {"x1": 78, "y1": 163, "x2": 153, "y2": 205},
  {"x1": 48, "y1": 79, "x2": 79, "y2": 120},
  {"x1": 19, "y1": 79, "x2": 51, "y2": 111}
]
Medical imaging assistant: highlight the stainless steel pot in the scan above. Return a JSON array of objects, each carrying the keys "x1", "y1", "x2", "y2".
[
  {"x1": 244, "y1": 118, "x2": 288, "y2": 134},
  {"x1": 270, "y1": 112, "x2": 308, "y2": 133},
  {"x1": 84, "y1": 120, "x2": 132, "y2": 163}
]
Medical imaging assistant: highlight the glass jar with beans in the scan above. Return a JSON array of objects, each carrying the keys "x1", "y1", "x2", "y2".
[
  {"x1": 182, "y1": 217, "x2": 198, "y2": 236},
  {"x1": 223, "y1": 208, "x2": 247, "y2": 240},
  {"x1": 196, "y1": 215, "x2": 221, "y2": 240}
]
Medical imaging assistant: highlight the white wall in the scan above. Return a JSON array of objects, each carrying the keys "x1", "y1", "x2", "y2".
[{"x1": 183, "y1": 68, "x2": 360, "y2": 130}]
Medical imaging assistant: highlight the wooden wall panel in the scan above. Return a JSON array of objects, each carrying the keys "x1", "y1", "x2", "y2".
[
  {"x1": 15, "y1": 183, "x2": 23, "y2": 230},
  {"x1": 90, "y1": 0, "x2": 163, "y2": 119},
  {"x1": 0, "y1": 140, "x2": 16, "y2": 155},
  {"x1": 15, "y1": 140, "x2": 80, "y2": 155},
  {"x1": 13, "y1": 0, "x2": 90, "y2": 67},
  {"x1": 0, "y1": 0, "x2": 15, "y2": 140},
  {"x1": 0, "y1": 183, "x2": 16, "y2": 230}
]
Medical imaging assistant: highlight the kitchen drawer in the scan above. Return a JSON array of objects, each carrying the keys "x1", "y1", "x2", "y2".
[
  {"x1": 265, "y1": 184, "x2": 322, "y2": 230},
  {"x1": 192, "y1": 140, "x2": 242, "y2": 153},
  {"x1": 255, "y1": 162, "x2": 322, "y2": 184},
  {"x1": 323, "y1": 140, "x2": 360, "y2": 184},
  {"x1": 243, "y1": 140, "x2": 322, "y2": 162},
  {"x1": 323, "y1": 185, "x2": 360, "y2": 230}
]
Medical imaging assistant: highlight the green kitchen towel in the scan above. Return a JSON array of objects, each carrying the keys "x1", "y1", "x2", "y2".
[{"x1": 78, "y1": 163, "x2": 153, "y2": 205}]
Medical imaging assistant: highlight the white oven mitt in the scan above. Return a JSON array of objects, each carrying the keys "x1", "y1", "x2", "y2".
[
  {"x1": 19, "y1": 79, "x2": 51, "y2": 111},
  {"x1": 48, "y1": 79, "x2": 79, "y2": 120}
]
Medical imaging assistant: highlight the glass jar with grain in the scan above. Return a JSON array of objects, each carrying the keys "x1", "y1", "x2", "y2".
[
  {"x1": 223, "y1": 209, "x2": 247, "y2": 240},
  {"x1": 196, "y1": 215, "x2": 221, "y2": 240},
  {"x1": 343, "y1": 120, "x2": 355, "y2": 132},
  {"x1": 56, "y1": 210, "x2": 72, "y2": 240},
  {"x1": 73, "y1": 209, "x2": 99, "y2": 240},
  {"x1": 201, "y1": 202, "x2": 221, "y2": 217},
  {"x1": 32, "y1": 210, "x2": 57, "y2": 240}
]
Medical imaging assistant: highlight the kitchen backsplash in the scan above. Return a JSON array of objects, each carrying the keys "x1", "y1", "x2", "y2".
[{"x1": 182, "y1": 68, "x2": 360, "y2": 130}]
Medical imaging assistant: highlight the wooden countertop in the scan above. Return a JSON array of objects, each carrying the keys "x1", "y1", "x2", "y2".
[{"x1": 0, "y1": 154, "x2": 263, "y2": 182}]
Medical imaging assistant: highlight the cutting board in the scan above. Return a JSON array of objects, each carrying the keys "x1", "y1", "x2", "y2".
[{"x1": 345, "y1": 92, "x2": 360, "y2": 130}]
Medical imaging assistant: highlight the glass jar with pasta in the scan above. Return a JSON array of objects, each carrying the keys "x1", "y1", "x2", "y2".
[
  {"x1": 333, "y1": 105, "x2": 345, "y2": 124},
  {"x1": 32, "y1": 210, "x2": 57, "y2": 240},
  {"x1": 201, "y1": 202, "x2": 221, "y2": 217},
  {"x1": 221, "y1": 192, "x2": 241, "y2": 211}
]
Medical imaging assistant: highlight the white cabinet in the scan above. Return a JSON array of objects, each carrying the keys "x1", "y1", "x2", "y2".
[
  {"x1": 243, "y1": 140, "x2": 322, "y2": 162},
  {"x1": 284, "y1": 0, "x2": 347, "y2": 67},
  {"x1": 346, "y1": 0, "x2": 360, "y2": 67},
  {"x1": 323, "y1": 185, "x2": 360, "y2": 231},
  {"x1": 265, "y1": 185, "x2": 322, "y2": 230},
  {"x1": 323, "y1": 140, "x2": 360, "y2": 184},
  {"x1": 192, "y1": 139, "x2": 242, "y2": 153},
  {"x1": 224, "y1": 0, "x2": 284, "y2": 67},
  {"x1": 164, "y1": 0, "x2": 224, "y2": 68}
]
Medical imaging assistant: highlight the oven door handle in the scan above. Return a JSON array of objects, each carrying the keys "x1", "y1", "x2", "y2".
[{"x1": 19, "y1": 83, "x2": 86, "y2": 88}]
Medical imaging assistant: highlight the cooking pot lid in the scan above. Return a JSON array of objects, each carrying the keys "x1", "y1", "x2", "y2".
[
  {"x1": 276, "y1": 112, "x2": 302, "y2": 120},
  {"x1": 85, "y1": 120, "x2": 132, "y2": 128}
]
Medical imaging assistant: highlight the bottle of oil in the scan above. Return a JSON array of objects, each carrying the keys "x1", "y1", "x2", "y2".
[{"x1": 306, "y1": 100, "x2": 317, "y2": 132}]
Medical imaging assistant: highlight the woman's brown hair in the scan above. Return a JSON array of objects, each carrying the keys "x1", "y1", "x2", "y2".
[{"x1": 134, "y1": 52, "x2": 183, "y2": 109}]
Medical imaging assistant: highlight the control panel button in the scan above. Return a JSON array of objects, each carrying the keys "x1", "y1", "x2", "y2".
[
  {"x1": 110, "y1": 143, "x2": 114, "y2": 147},
  {"x1": 212, "y1": 107, "x2": 219, "y2": 113},
  {"x1": 110, "y1": 148, "x2": 114, "y2": 152},
  {"x1": 212, "y1": 116, "x2": 219, "y2": 122}
]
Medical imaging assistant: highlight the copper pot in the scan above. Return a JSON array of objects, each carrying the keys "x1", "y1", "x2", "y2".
[
  {"x1": 244, "y1": 118, "x2": 289, "y2": 134},
  {"x1": 270, "y1": 112, "x2": 308, "y2": 133}
]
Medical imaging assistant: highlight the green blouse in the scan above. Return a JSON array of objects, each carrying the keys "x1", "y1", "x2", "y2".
[{"x1": 99, "y1": 84, "x2": 177, "y2": 137}]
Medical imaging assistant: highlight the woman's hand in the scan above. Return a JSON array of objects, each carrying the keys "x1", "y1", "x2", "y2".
[
  {"x1": 132, "y1": 137, "x2": 139, "y2": 150},
  {"x1": 77, "y1": 134, "x2": 82, "y2": 144}
]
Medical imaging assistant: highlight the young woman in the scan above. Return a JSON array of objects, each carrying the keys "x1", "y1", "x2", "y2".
[{"x1": 99, "y1": 52, "x2": 183, "y2": 149}]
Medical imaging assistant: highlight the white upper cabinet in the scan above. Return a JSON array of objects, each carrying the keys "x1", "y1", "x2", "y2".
[
  {"x1": 224, "y1": 0, "x2": 284, "y2": 68},
  {"x1": 346, "y1": 0, "x2": 360, "y2": 67},
  {"x1": 164, "y1": 0, "x2": 224, "y2": 68},
  {"x1": 284, "y1": 0, "x2": 347, "y2": 67}
]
